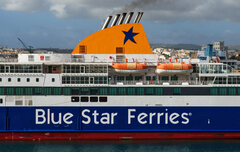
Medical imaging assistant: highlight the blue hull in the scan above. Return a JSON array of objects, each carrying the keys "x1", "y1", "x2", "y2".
[{"x1": 1, "y1": 106, "x2": 240, "y2": 132}]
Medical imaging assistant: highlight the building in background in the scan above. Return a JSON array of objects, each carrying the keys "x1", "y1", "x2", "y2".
[
  {"x1": 213, "y1": 41, "x2": 226, "y2": 51},
  {"x1": 198, "y1": 41, "x2": 228, "y2": 61}
]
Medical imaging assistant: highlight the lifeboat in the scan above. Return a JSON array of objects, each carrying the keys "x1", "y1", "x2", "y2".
[
  {"x1": 156, "y1": 63, "x2": 193, "y2": 75},
  {"x1": 112, "y1": 62, "x2": 147, "y2": 74}
]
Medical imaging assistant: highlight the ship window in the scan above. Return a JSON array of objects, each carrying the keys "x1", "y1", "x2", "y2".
[
  {"x1": 118, "y1": 88, "x2": 126, "y2": 95},
  {"x1": 219, "y1": 88, "x2": 227, "y2": 95},
  {"x1": 80, "y1": 66, "x2": 85, "y2": 73},
  {"x1": 62, "y1": 76, "x2": 66, "y2": 84},
  {"x1": 0, "y1": 88, "x2": 4, "y2": 95},
  {"x1": 229, "y1": 88, "x2": 236, "y2": 95},
  {"x1": 0, "y1": 66, "x2": 4, "y2": 73},
  {"x1": 173, "y1": 88, "x2": 181, "y2": 95},
  {"x1": 81, "y1": 97, "x2": 89, "y2": 102},
  {"x1": 94, "y1": 77, "x2": 99, "y2": 84},
  {"x1": 136, "y1": 88, "x2": 144, "y2": 95},
  {"x1": 171, "y1": 76, "x2": 178, "y2": 81},
  {"x1": 79, "y1": 45, "x2": 86, "y2": 54},
  {"x1": 116, "y1": 47, "x2": 124, "y2": 54},
  {"x1": 72, "y1": 88, "x2": 79, "y2": 95},
  {"x1": 80, "y1": 77, "x2": 85, "y2": 84},
  {"x1": 53, "y1": 88, "x2": 61, "y2": 95},
  {"x1": 0, "y1": 78, "x2": 2, "y2": 82},
  {"x1": 146, "y1": 76, "x2": 151, "y2": 81},
  {"x1": 63, "y1": 65, "x2": 71, "y2": 73},
  {"x1": 104, "y1": 77, "x2": 108, "y2": 84},
  {"x1": 17, "y1": 78, "x2": 21, "y2": 82},
  {"x1": 210, "y1": 88, "x2": 218, "y2": 95},
  {"x1": 109, "y1": 88, "x2": 117, "y2": 95},
  {"x1": 117, "y1": 76, "x2": 124, "y2": 81},
  {"x1": 126, "y1": 76, "x2": 133, "y2": 81},
  {"x1": 52, "y1": 78, "x2": 55, "y2": 82},
  {"x1": 127, "y1": 88, "x2": 135, "y2": 95},
  {"x1": 135, "y1": 76, "x2": 142, "y2": 81},
  {"x1": 76, "y1": 77, "x2": 80, "y2": 84},
  {"x1": 8, "y1": 78, "x2": 11, "y2": 82},
  {"x1": 162, "y1": 76, "x2": 169, "y2": 82},
  {"x1": 145, "y1": 88, "x2": 154, "y2": 95},
  {"x1": 6, "y1": 88, "x2": 14, "y2": 95},
  {"x1": 90, "y1": 97, "x2": 98, "y2": 102},
  {"x1": 26, "y1": 78, "x2": 30, "y2": 82},
  {"x1": 34, "y1": 88, "x2": 43, "y2": 95},
  {"x1": 62, "y1": 88, "x2": 71, "y2": 95},
  {"x1": 36, "y1": 78, "x2": 39, "y2": 82},
  {"x1": 85, "y1": 77, "x2": 89, "y2": 84},
  {"x1": 90, "y1": 88, "x2": 99, "y2": 95},
  {"x1": 80, "y1": 88, "x2": 89, "y2": 95},
  {"x1": 71, "y1": 97, "x2": 79, "y2": 102},
  {"x1": 16, "y1": 88, "x2": 24, "y2": 95},
  {"x1": 238, "y1": 88, "x2": 240, "y2": 95},
  {"x1": 44, "y1": 88, "x2": 52, "y2": 95},
  {"x1": 155, "y1": 88, "x2": 163, "y2": 95},
  {"x1": 152, "y1": 76, "x2": 156, "y2": 81},
  {"x1": 99, "y1": 88, "x2": 107, "y2": 95},
  {"x1": 99, "y1": 97, "x2": 107, "y2": 102},
  {"x1": 0, "y1": 99, "x2": 3, "y2": 104},
  {"x1": 15, "y1": 100, "x2": 23, "y2": 106},
  {"x1": 25, "y1": 88, "x2": 33, "y2": 95}
]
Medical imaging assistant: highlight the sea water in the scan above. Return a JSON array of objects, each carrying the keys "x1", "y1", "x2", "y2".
[{"x1": 1, "y1": 140, "x2": 240, "y2": 152}]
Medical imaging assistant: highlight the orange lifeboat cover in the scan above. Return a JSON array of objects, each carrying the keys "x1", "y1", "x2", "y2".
[
  {"x1": 112, "y1": 62, "x2": 147, "y2": 70},
  {"x1": 157, "y1": 63, "x2": 193, "y2": 70}
]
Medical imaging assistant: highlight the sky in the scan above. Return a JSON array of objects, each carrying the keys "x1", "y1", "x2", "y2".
[{"x1": 0, "y1": 0, "x2": 240, "y2": 48}]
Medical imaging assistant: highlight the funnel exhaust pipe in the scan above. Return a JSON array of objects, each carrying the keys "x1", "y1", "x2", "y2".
[
  {"x1": 111, "y1": 14, "x2": 121, "y2": 26},
  {"x1": 134, "y1": 12, "x2": 141, "y2": 23},
  {"x1": 125, "y1": 12, "x2": 134, "y2": 24},
  {"x1": 118, "y1": 13, "x2": 127, "y2": 25},
  {"x1": 102, "y1": 16, "x2": 112, "y2": 30},
  {"x1": 137, "y1": 12, "x2": 144, "y2": 23}
]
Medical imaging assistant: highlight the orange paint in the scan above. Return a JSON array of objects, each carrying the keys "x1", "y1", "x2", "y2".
[
  {"x1": 72, "y1": 23, "x2": 152, "y2": 54},
  {"x1": 112, "y1": 62, "x2": 147, "y2": 70},
  {"x1": 157, "y1": 63, "x2": 193, "y2": 70}
]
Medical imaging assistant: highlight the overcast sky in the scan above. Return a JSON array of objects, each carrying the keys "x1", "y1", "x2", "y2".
[{"x1": 1, "y1": 0, "x2": 240, "y2": 48}]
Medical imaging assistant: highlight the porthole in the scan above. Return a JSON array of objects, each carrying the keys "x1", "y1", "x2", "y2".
[
  {"x1": 81, "y1": 97, "x2": 89, "y2": 102},
  {"x1": 99, "y1": 97, "x2": 107, "y2": 102},
  {"x1": 90, "y1": 97, "x2": 98, "y2": 102},
  {"x1": 71, "y1": 96, "x2": 79, "y2": 102}
]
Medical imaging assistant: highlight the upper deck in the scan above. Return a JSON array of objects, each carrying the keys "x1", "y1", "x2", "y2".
[{"x1": 0, "y1": 53, "x2": 239, "y2": 87}]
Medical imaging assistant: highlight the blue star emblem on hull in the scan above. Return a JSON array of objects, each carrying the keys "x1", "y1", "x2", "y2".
[{"x1": 122, "y1": 27, "x2": 139, "y2": 45}]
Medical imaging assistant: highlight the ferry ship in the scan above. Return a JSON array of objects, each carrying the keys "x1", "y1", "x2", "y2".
[{"x1": 1, "y1": 12, "x2": 240, "y2": 140}]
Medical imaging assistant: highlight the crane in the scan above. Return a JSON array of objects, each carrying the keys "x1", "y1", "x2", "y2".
[{"x1": 17, "y1": 37, "x2": 34, "y2": 53}]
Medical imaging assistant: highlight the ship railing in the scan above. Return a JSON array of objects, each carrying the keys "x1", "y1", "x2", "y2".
[
  {"x1": 110, "y1": 80, "x2": 221, "y2": 86},
  {"x1": 0, "y1": 58, "x2": 18, "y2": 62}
]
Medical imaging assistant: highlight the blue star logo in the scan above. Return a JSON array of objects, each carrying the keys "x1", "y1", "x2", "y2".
[{"x1": 122, "y1": 27, "x2": 139, "y2": 45}]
